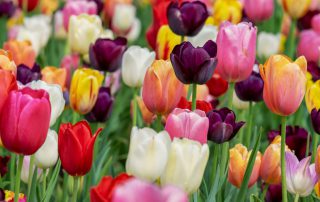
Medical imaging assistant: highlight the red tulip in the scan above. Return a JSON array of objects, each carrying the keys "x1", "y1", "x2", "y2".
[
  {"x1": 17, "y1": 0, "x2": 39, "y2": 11},
  {"x1": 58, "y1": 121, "x2": 102, "y2": 176},
  {"x1": 0, "y1": 87, "x2": 51, "y2": 155},
  {"x1": 206, "y1": 73, "x2": 228, "y2": 97},
  {"x1": 177, "y1": 97, "x2": 213, "y2": 113},
  {"x1": 0, "y1": 69, "x2": 17, "y2": 114}
]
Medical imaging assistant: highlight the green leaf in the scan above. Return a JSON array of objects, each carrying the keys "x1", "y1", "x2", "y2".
[
  {"x1": 250, "y1": 194, "x2": 263, "y2": 202},
  {"x1": 42, "y1": 160, "x2": 61, "y2": 202}
]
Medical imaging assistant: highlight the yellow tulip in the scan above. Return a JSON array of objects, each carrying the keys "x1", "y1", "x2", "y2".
[
  {"x1": 281, "y1": 0, "x2": 312, "y2": 19},
  {"x1": 212, "y1": 0, "x2": 242, "y2": 25},
  {"x1": 69, "y1": 68, "x2": 103, "y2": 114},
  {"x1": 155, "y1": 25, "x2": 180, "y2": 60},
  {"x1": 305, "y1": 80, "x2": 320, "y2": 112}
]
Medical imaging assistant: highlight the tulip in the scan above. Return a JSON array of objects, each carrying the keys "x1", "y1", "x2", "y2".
[
  {"x1": 307, "y1": 62, "x2": 320, "y2": 82},
  {"x1": 17, "y1": 0, "x2": 39, "y2": 11},
  {"x1": 260, "y1": 55, "x2": 307, "y2": 116},
  {"x1": 212, "y1": 0, "x2": 242, "y2": 25},
  {"x1": 315, "y1": 180, "x2": 320, "y2": 198},
  {"x1": 187, "y1": 25, "x2": 218, "y2": 48},
  {"x1": 41, "y1": 66, "x2": 67, "y2": 90},
  {"x1": 104, "y1": 0, "x2": 132, "y2": 20},
  {"x1": 69, "y1": 68, "x2": 103, "y2": 114},
  {"x1": 235, "y1": 71, "x2": 264, "y2": 102},
  {"x1": 126, "y1": 127, "x2": 171, "y2": 182},
  {"x1": 0, "y1": 156, "x2": 10, "y2": 177},
  {"x1": 170, "y1": 41, "x2": 217, "y2": 84},
  {"x1": 297, "y1": 10, "x2": 320, "y2": 31},
  {"x1": 165, "y1": 108, "x2": 208, "y2": 144},
  {"x1": 142, "y1": 60, "x2": 185, "y2": 115},
  {"x1": 257, "y1": 32, "x2": 281, "y2": 59},
  {"x1": 297, "y1": 29, "x2": 320, "y2": 63},
  {"x1": 68, "y1": 14, "x2": 102, "y2": 55},
  {"x1": 216, "y1": 22, "x2": 257, "y2": 82},
  {"x1": 266, "y1": 184, "x2": 282, "y2": 202},
  {"x1": 20, "y1": 156, "x2": 42, "y2": 184},
  {"x1": 34, "y1": 130, "x2": 58, "y2": 169},
  {"x1": 305, "y1": 80, "x2": 320, "y2": 112},
  {"x1": 155, "y1": 25, "x2": 180, "y2": 60},
  {"x1": 89, "y1": 37, "x2": 127, "y2": 72},
  {"x1": 160, "y1": 138, "x2": 209, "y2": 194},
  {"x1": 312, "y1": 14, "x2": 320, "y2": 33},
  {"x1": 206, "y1": 73, "x2": 228, "y2": 97},
  {"x1": 311, "y1": 108, "x2": 320, "y2": 134},
  {"x1": 166, "y1": 1, "x2": 208, "y2": 36},
  {"x1": 0, "y1": 49, "x2": 16, "y2": 72},
  {"x1": 316, "y1": 146, "x2": 320, "y2": 175},
  {"x1": 177, "y1": 97, "x2": 213, "y2": 113},
  {"x1": 121, "y1": 46, "x2": 155, "y2": 87},
  {"x1": 111, "y1": 4, "x2": 136, "y2": 35},
  {"x1": 228, "y1": 144, "x2": 262, "y2": 188},
  {"x1": 207, "y1": 108, "x2": 245, "y2": 144},
  {"x1": 282, "y1": 0, "x2": 312, "y2": 19},
  {"x1": 58, "y1": 121, "x2": 102, "y2": 176},
  {"x1": 27, "y1": 80, "x2": 65, "y2": 126},
  {"x1": 60, "y1": 54, "x2": 80, "y2": 88},
  {"x1": 17, "y1": 64, "x2": 41, "y2": 85},
  {"x1": 285, "y1": 151, "x2": 318, "y2": 196},
  {"x1": 0, "y1": 69, "x2": 17, "y2": 114},
  {"x1": 135, "y1": 97, "x2": 155, "y2": 125},
  {"x1": 62, "y1": 0, "x2": 97, "y2": 31},
  {"x1": 232, "y1": 92, "x2": 250, "y2": 110},
  {"x1": 0, "y1": 87, "x2": 51, "y2": 155},
  {"x1": 90, "y1": 173, "x2": 132, "y2": 202},
  {"x1": 54, "y1": 11, "x2": 67, "y2": 39},
  {"x1": 0, "y1": 1, "x2": 15, "y2": 17},
  {"x1": 244, "y1": 0, "x2": 273, "y2": 22},
  {"x1": 3, "y1": 40, "x2": 35, "y2": 67},
  {"x1": 85, "y1": 87, "x2": 113, "y2": 123}
]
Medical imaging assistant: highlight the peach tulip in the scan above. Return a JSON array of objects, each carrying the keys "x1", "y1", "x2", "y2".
[
  {"x1": 41, "y1": 66, "x2": 67, "y2": 90},
  {"x1": 315, "y1": 146, "x2": 320, "y2": 175},
  {"x1": 3, "y1": 40, "x2": 36, "y2": 67},
  {"x1": 0, "y1": 49, "x2": 16, "y2": 72},
  {"x1": 0, "y1": 69, "x2": 17, "y2": 114}
]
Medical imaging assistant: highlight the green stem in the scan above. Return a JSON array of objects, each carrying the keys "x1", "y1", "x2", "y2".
[
  {"x1": 261, "y1": 184, "x2": 269, "y2": 201},
  {"x1": 220, "y1": 142, "x2": 229, "y2": 176},
  {"x1": 132, "y1": 88, "x2": 138, "y2": 126},
  {"x1": 294, "y1": 194, "x2": 299, "y2": 202},
  {"x1": 10, "y1": 153, "x2": 16, "y2": 190},
  {"x1": 72, "y1": 111, "x2": 79, "y2": 124},
  {"x1": 14, "y1": 155, "x2": 23, "y2": 202},
  {"x1": 181, "y1": 35, "x2": 185, "y2": 43},
  {"x1": 156, "y1": 115, "x2": 162, "y2": 132},
  {"x1": 244, "y1": 102, "x2": 254, "y2": 147},
  {"x1": 192, "y1": 84, "x2": 197, "y2": 110},
  {"x1": 285, "y1": 19, "x2": 297, "y2": 58},
  {"x1": 42, "y1": 169, "x2": 47, "y2": 196},
  {"x1": 306, "y1": 132, "x2": 311, "y2": 158},
  {"x1": 311, "y1": 132, "x2": 319, "y2": 162},
  {"x1": 62, "y1": 172, "x2": 69, "y2": 202},
  {"x1": 71, "y1": 177, "x2": 80, "y2": 202},
  {"x1": 227, "y1": 83, "x2": 234, "y2": 109},
  {"x1": 210, "y1": 143, "x2": 219, "y2": 187},
  {"x1": 281, "y1": 116, "x2": 288, "y2": 202},
  {"x1": 27, "y1": 155, "x2": 35, "y2": 198}
]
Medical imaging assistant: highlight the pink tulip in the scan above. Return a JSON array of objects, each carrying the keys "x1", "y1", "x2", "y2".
[
  {"x1": 297, "y1": 29, "x2": 320, "y2": 63},
  {"x1": 216, "y1": 21, "x2": 257, "y2": 82},
  {"x1": 312, "y1": 14, "x2": 320, "y2": 33},
  {"x1": 165, "y1": 108, "x2": 209, "y2": 144},
  {"x1": 244, "y1": 0, "x2": 273, "y2": 22},
  {"x1": 60, "y1": 54, "x2": 80, "y2": 88},
  {"x1": 0, "y1": 87, "x2": 51, "y2": 155},
  {"x1": 112, "y1": 178, "x2": 188, "y2": 202}
]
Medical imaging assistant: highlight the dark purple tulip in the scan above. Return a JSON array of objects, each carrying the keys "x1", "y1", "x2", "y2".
[
  {"x1": 206, "y1": 107, "x2": 245, "y2": 144},
  {"x1": 170, "y1": 40, "x2": 217, "y2": 84},
  {"x1": 89, "y1": 37, "x2": 127, "y2": 72},
  {"x1": 297, "y1": 10, "x2": 320, "y2": 31},
  {"x1": 266, "y1": 184, "x2": 282, "y2": 202},
  {"x1": 311, "y1": 108, "x2": 320, "y2": 134},
  {"x1": 17, "y1": 63, "x2": 42, "y2": 85},
  {"x1": 268, "y1": 125, "x2": 309, "y2": 160},
  {"x1": 85, "y1": 87, "x2": 113, "y2": 123},
  {"x1": 0, "y1": 188, "x2": 4, "y2": 201},
  {"x1": 0, "y1": 1, "x2": 16, "y2": 18},
  {"x1": 0, "y1": 155, "x2": 10, "y2": 177},
  {"x1": 307, "y1": 61, "x2": 320, "y2": 82},
  {"x1": 167, "y1": 1, "x2": 209, "y2": 36},
  {"x1": 235, "y1": 71, "x2": 264, "y2": 102}
]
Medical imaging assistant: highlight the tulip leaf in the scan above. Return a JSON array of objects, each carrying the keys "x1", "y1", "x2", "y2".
[
  {"x1": 250, "y1": 194, "x2": 262, "y2": 202},
  {"x1": 42, "y1": 160, "x2": 61, "y2": 202},
  {"x1": 28, "y1": 167, "x2": 39, "y2": 202}
]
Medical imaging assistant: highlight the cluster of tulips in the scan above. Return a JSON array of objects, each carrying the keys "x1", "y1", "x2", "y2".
[{"x1": 1, "y1": 0, "x2": 320, "y2": 201}]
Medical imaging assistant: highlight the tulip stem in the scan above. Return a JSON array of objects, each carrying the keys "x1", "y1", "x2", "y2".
[
  {"x1": 294, "y1": 194, "x2": 299, "y2": 202},
  {"x1": 42, "y1": 169, "x2": 47, "y2": 196},
  {"x1": 156, "y1": 115, "x2": 162, "y2": 132},
  {"x1": 181, "y1": 35, "x2": 185, "y2": 43},
  {"x1": 244, "y1": 102, "x2": 253, "y2": 147},
  {"x1": 14, "y1": 155, "x2": 23, "y2": 202},
  {"x1": 133, "y1": 88, "x2": 138, "y2": 126},
  {"x1": 192, "y1": 84, "x2": 197, "y2": 110},
  {"x1": 285, "y1": 19, "x2": 297, "y2": 58},
  {"x1": 71, "y1": 177, "x2": 79, "y2": 202},
  {"x1": 227, "y1": 83, "x2": 234, "y2": 109},
  {"x1": 311, "y1": 132, "x2": 319, "y2": 162},
  {"x1": 27, "y1": 155, "x2": 35, "y2": 198},
  {"x1": 261, "y1": 183, "x2": 269, "y2": 201},
  {"x1": 281, "y1": 116, "x2": 288, "y2": 202}
]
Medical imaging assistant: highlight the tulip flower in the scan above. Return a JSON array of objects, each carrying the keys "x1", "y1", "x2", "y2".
[
  {"x1": 41, "y1": 66, "x2": 67, "y2": 90},
  {"x1": 121, "y1": 46, "x2": 155, "y2": 87},
  {"x1": 136, "y1": 96, "x2": 156, "y2": 125},
  {"x1": 311, "y1": 108, "x2": 320, "y2": 134},
  {"x1": 89, "y1": 37, "x2": 127, "y2": 72},
  {"x1": 0, "y1": 156, "x2": 10, "y2": 177},
  {"x1": 142, "y1": 60, "x2": 185, "y2": 115},
  {"x1": 27, "y1": 80, "x2": 65, "y2": 126},
  {"x1": 111, "y1": 4, "x2": 136, "y2": 35},
  {"x1": 34, "y1": 130, "x2": 58, "y2": 169},
  {"x1": 228, "y1": 144, "x2": 262, "y2": 188},
  {"x1": 282, "y1": 0, "x2": 312, "y2": 19},
  {"x1": 54, "y1": 11, "x2": 67, "y2": 39},
  {"x1": 90, "y1": 173, "x2": 132, "y2": 202},
  {"x1": 166, "y1": 1, "x2": 208, "y2": 36},
  {"x1": 285, "y1": 151, "x2": 318, "y2": 197},
  {"x1": 216, "y1": 22, "x2": 257, "y2": 82},
  {"x1": 206, "y1": 73, "x2": 228, "y2": 97},
  {"x1": 0, "y1": 49, "x2": 16, "y2": 72},
  {"x1": 17, "y1": 64, "x2": 41, "y2": 85},
  {"x1": 0, "y1": 1, "x2": 15, "y2": 17},
  {"x1": 212, "y1": 0, "x2": 242, "y2": 25},
  {"x1": 257, "y1": 32, "x2": 281, "y2": 59},
  {"x1": 3, "y1": 40, "x2": 36, "y2": 67},
  {"x1": 155, "y1": 25, "x2": 180, "y2": 60},
  {"x1": 244, "y1": 0, "x2": 274, "y2": 22},
  {"x1": 160, "y1": 138, "x2": 209, "y2": 194},
  {"x1": 307, "y1": 62, "x2": 320, "y2": 82},
  {"x1": 113, "y1": 178, "x2": 188, "y2": 202},
  {"x1": 0, "y1": 87, "x2": 51, "y2": 155},
  {"x1": 232, "y1": 92, "x2": 250, "y2": 110},
  {"x1": 69, "y1": 68, "x2": 104, "y2": 114},
  {"x1": 207, "y1": 108, "x2": 245, "y2": 144},
  {"x1": 60, "y1": 54, "x2": 80, "y2": 88},
  {"x1": 235, "y1": 71, "x2": 264, "y2": 102},
  {"x1": 170, "y1": 41, "x2": 217, "y2": 84},
  {"x1": 316, "y1": 146, "x2": 320, "y2": 175},
  {"x1": 266, "y1": 184, "x2": 282, "y2": 202},
  {"x1": 68, "y1": 14, "x2": 102, "y2": 55},
  {"x1": 260, "y1": 55, "x2": 307, "y2": 116},
  {"x1": 17, "y1": 0, "x2": 39, "y2": 11},
  {"x1": 315, "y1": 180, "x2": 320, "y2": 198},
  {"x1": 126, "y1": 127, "x2": 171, "y2": 182},
  {"x1": 58, "y1": 120, "x2": 102, "y2": 176},
  {"x1": 20, "y1": 156, "x2": 42, "y2": 184},
  {"x1": 187, "y1": 25, "x2": 218, "y2": 48},
  {"x1": 297, "y1": 29, "x2": 320, "y2": 63},
  {"x1": 165, "y1": 108, "x2": 208, "y2": 144},
  {"x1": 177, "y1": 97, "x2": 213, "y2": 113},
  {"x1": 306, "y1": 79, "x2": 320, "y2": 112},
  {"x1": 85, "y1": 87, "x2": 113, "y2": 123},
  {"x1": 0, "y1": 69, "x2": 17, "y2": 114}
]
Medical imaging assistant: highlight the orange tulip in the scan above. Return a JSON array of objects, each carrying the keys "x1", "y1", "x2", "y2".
[
  {"x1": 0, "y1": 49, "x2": 16, "y2": 72},
  {"x1": 259, "y1": 55, "x2": 307, "y2": 116},
  {"x1": 142, "y1": 60, "x2": 185, "y2": 115},
  {"x1": 315, "y1": 180, "x2": 320, "y2": 197},
  {"x1": 3, "y1": 40, "x2": 36, "y2": 67},
  {"x1": 228, "y1": 144, "x2": 262, "y2": 188},
  {"x1": 135, "y1": 96, "x2": 155, "y2": 125},
  {"x1": 315, "y1": 146, "x2": 320, "y2": 176},
  {"x1": 0, "y1": 69, "x2": 17, "y2": 113},
  {"x1": 41, "y1": 66, "x2": 67, "y2": 90}
]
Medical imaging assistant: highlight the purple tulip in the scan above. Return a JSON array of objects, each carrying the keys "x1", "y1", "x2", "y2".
[
  {"x1": 206, "y1": 107, "x2": 245, "y2": 143},
  {"x1": 235, "y1": 71, "x2": 264, "y2": 102},
  {"x1": 167, "y1": 1, "x2": 208, "y2": 36},
  {"x1": 17, "y1": 63, "x2": 42, "y2": 85},
  {"x1": 266, "y1": 184, "x2": 282, "y2": 202},
  {"x1": 297, "y1": 10, "x2": 320, "y2": 31},
  {"x1": 89, "y1": 37, "x2": 127, "y2": 72},
  {"x1": 85, "y1": 87, "x2": 113, "y2": 123},
  {"x1": 307, "y1": 61, "x2": 320, "y2": 82},
  {"x1": 170, "y1": 40, "x2": 217, "y2": 84},
  {"x1": 0, "y1": 1, "x2": 15, "y2": 17},
  {"x1": 311, "y1": 108, "x2": 320, "y2": 134}
]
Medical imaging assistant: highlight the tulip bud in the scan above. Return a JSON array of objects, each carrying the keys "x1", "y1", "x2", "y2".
[
  {"x1": 0, "y1": 49, "x2": 16, "y2": 72},
  {"x1": 160, "y1": 138, "x2": 209, "y2": 194},
  {"x1": 0, "y1": 69, "x2": 17, "y2": 114},
  {"x1": 155, "y1": 25, "x2": 180, "y2": 60},
  {"x1": 311, "y1": 108, "x2": 320, "y2": 134},
  {"x1": 41, "y1": 66, "x2": 67, "y2": 90},
  {"x1": 297, "y1": 29, "x2": 320, "y2": 63},
  {"x1": 281, "y1": 0, "x2": 312, "y2": 19},
  {"x1": 34, "y1": 130, "x2": 58, "y2": 169},
  {"x1": 21, "y1": 156, "x2": 43, "y2": 184},
  {"x1": 126, "y1": 127, "x2": 171, "y2": 182},
  {"x1": 257, "y1": 32, "x2": 281, "y2": 59},
  {"x1": 244, "y1": 0, "x2": 274, "y2": 22},
  {"x1": 17, "y1": 64, "x2": 42, "y2": 85},
  {"x1": 212, "y1": 0, "x2": 242, "y2": 25},
  {"x1": 3, "y1": 40, "x2": 36, "y2": 67},
  {"x1": 235, "y1": 71, "x2": 264, "y2": 102}
]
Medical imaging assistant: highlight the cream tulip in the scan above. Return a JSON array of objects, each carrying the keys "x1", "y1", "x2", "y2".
[
  {"x1": 187, "y1": 25, "x2": 218, "y2": 47},
  {"x1": 34, "y1": 130, "x2": 58, "y2": 169},
  {"x1": 257, "y1": 32, "x2": 281, "y2": 59}
]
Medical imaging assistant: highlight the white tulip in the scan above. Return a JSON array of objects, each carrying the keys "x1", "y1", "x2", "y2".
[
  {"x1": 68, "y1": 14, "x2": 102, "y2": 55},
  {"x1": 257, "y1": 32, "x2": 280, "y2": 59},
  {"x1": 126, "y1": 127, "x2": 171, "y2": 182},
  {"x1": 188, "y1": 25, "x2": 218, "y2": 47},
  {"x1": 112, "y1": 4, "x2": 136, "y2": 33},
  {"x1": 126, "y1": 18, "x2": 141, "y2": 41},
  {"x1": 21, "y1": 156, "x2": 43, "y2": 183},
  {"x1": 27, "y1": 80, "x2": 65, "y2": 126},
  {"x1": 100, "y1": 29, "x2": 114, "y2": 39},
  {"x1": 232, "y1": 91, "x2": 250, "y2": 110},
  {"x1": 54, "y1": 11, "x2": 67, "y2": 39},
  {"x1": 17, "y1": 28, "x2": 42, "y2": 55},
  {"x1": 34, "y1": 130, "x2": 58, "y2": 169},
  {"x1": 122, "y1": 46, "x2": 155, "y2": 87},
  {"x1": 160, "y1": 138, "x2": 209, "y2": 194}
]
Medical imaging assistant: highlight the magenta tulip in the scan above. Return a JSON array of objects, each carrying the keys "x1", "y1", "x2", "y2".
[
  {"x1": 216, "y1": 21, "x2": 257, "y2": 82},
  {"x1": 297, "y1": 29, "x2": 320, "y2": 63},
  {"x1": 0, "y1": 87, "x2": 51, "y2": 155},
  {"x1": 244, "y1": 0, "x2": 274, "y2": 22},
  {"x1": 165, "y1": 108, "x2": 209, "y2": 144}
]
